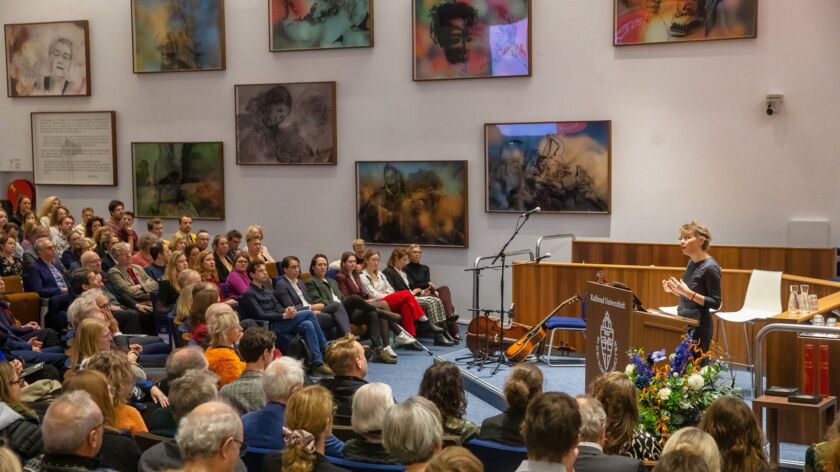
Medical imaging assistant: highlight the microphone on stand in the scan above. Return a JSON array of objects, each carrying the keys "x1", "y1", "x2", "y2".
[{"x1": 521, "y1": 206, "x2": 541, "y2": 217}]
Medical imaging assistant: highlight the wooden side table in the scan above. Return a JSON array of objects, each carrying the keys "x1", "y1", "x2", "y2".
[{"x1": 752, "y1": 395, "x2": 837, "y2": 466}]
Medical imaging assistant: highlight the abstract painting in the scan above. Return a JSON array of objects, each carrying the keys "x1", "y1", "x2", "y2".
[
  {"x1": 131, "y1": 0, "x2": 226, "y2": 72},
  {"x1": 235, "y1": 82, "x2": 336, "y2": 165},
  {"x1": 269, "y1": 0, "x2": 373, "y2": 51},
  {"x1": 485, "y1": 121, "x2": 611, "y2": 214},
  {"x1": 4, "y1": 21, "x2": 90, "y2": 97},
  {"x1": 357, "y1": 161, "x2": 468, "y2": 247},
  {"x1": 614, "y1": 0, "x2": 757, "y2": 45},
  {"x1": 413, "y1": 0, "x2": 530, "y2": 81},
  {"x1": 132, "y1": 142, "x2": 225, "y2": 219}
]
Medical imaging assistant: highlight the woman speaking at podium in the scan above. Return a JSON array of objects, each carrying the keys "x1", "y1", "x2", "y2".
[{"x1": 662, "y1": 221, "x2": 721, "y2": 351}]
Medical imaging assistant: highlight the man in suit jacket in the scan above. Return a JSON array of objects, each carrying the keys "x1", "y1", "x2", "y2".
[
  {"x1": 107, "y1": 242, "x2": 157, "y2": 334},
  {"x1": 275, "y1": 255, "x2": 351, "y2": 338},
  {"x1": 574, "y1": 396, "x2": 645, "y2": 472},
  {"x1": 22, "y1": 237, "x2": 72, "y2": 330}
]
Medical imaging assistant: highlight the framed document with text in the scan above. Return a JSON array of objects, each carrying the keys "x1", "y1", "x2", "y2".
[{"x1": 31, "y1": 111, "x2": 117, "y2": 186}]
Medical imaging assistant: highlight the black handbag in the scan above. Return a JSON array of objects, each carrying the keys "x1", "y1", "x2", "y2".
[{"x1": 285, "y1": 333, "x2": 314, "y2": 367}]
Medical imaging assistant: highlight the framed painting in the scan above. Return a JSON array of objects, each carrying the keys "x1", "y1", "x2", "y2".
[
  {"x1": 235, "y1": 82, "x2": 337, "y2": 165},
  {"x1": 413, "y1": 0, "x2": 530, "y2": 81},
  {"x1": 31, "y1": 111, "x2": 117, "y2": 186},
  {"x1": 131, "y1": 0, "x2": 226, "y2": 72},
  {"x1": 485, "y1": 121, "x2": 611, "y2": 214},
  {"x1": 4, "y1": 20, "x2": 90, "y2": 97},
  {"x1": 269, "y1": 0, "x2": 373, "y2": 51},
  {"x1": 614, "y1": 0, "x2": 757, "y2": 46},
  {"x1": 132, "y1": 142, "x2": 225, "y2": 220},
  {"x1": 356, "y1": 161, "x2": 468, "y2": 247}
]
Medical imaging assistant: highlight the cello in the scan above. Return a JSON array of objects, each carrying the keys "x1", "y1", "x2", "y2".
[
  {"x1": 504, "y1": 294, "x2": 581, "y2": 363},
  {"x1": 466, "y1": 314, "x2": 530, "y2": 357}
]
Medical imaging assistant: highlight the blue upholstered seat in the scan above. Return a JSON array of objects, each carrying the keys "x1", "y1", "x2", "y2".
[
  {"x1": 544, "y1": 316, "x2": 586, "y2": 330},
  {"x1": 465, "y1": 439, "x2": 528, "y2": 472}
]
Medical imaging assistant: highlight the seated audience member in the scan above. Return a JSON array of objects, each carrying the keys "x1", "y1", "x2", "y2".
[
  {"x1": 360, "y1": 249, "x2": 442, "y2": 340},
  {"x1": 85, "y1": 351, "x2": 153, "y2": 434},
  {"x1": 194, "y1": 230, "x2": 210, "y2": 252},
  {"x1": 147, "y1": 218, "x2": 168, "y2": 246},
  {"x1": 0, "y1": 362, "x2": 43, "y2": 459},
  {"x1": 73, "y1": 207, "x2": 93, "y2": 237},
  {"x1": 172, "y1": 271, "x2": 203, "y2": 326},
  {"x1": 383, "y1": 396, "x2": 444, "y2": 472},
  {"x1": 171, "y1": 216, "x2": 196, "y2": 244},
  {"x1": 154, "y1": 345, "x2": 209, "y2": 396},
  {"x1": 261, "y1": 385, "x2": 349, "y2": 472},
  {"x1": 85, "y1": 215, "x2": 104, "y2": 240},
  {"x1": 82, "y1": 287, "x2": 169, "y2": 360},
  {"x1": 352, "y1": 239, "x2": 367, "y2": 269},
  {"x1": 107, "y1": 242, "x2": 158, "y2": 308},
  {"x1": 184, "y1": 244, "x2": 201, "y2": 269},
  {"x1": 427, "y1": 446, "x2": 484, "y2": 472},
  {"x1": 22, "y1": 224, "x2": 49, "y2": 260},
  {"x1": 144, "y1": 241, "x2": 168, "y2": 282},
  {"x1": 22, "y1": 238, "x2": 71, "y2": 331},
  {"x1": 61, "y1": 235, "x2": 91, "y2": 272},
  {"x1": 3, "y1": 223, "x2": 25, "y2": 259},
  {"x1": 224, "y1": 253, "x2": 251, "y2": 301},
  {"x1": 699, "y1": 396, "x2": 770, "y2": 472},
  {"x1": 48, "y1": 209, "x2": 73, "y2": 256},
  {"x1": 574, "y1": 395, "x2": 645, "y2": 472},
  {"x1": 22, "y1": 391, "x2": 104, "y2": 472},
  {"x1": 187, "y1": 284, "x2": 222, "y2": 344},
  {"x1": 517, "y1": 392, "x2": 582, "y2": 472},
  {"x1": 168, "y1": 232, "x2": 188, "y2": 253},
  {"x1": 72, "y1": 261, "x2": 145, "y2": 335},
  {"x1": 335, "y1": 251, "x2": 416, "y2": 352},
  {"x1": 0, "y1": 279, "x2": 66, "y2": 371},
  {"x1": 36, "y1": 196, "x2": 60, "y2": 230},
  {"x1": 243, "y1": 357, "x2": 344, "y2": 455},
  {"x1": 105, "y1": 200, "x2": 124, "y2": 238},
  {"x1": 93, "y1": 227, "x2": 117, "y2": 271},
  {"x1": 246, "y1": 225, "x2": 274, "y2": 263},
  {"x1": 66, "y1": 317, "x2": 144, "y2": 381},
  {"x1": 307, "y1": 253, "x2": 395, "y2": 363},
  {"x1": 343, "y1": 382, "x2": 398, "y2": 464},
  {"x1": 662, "y1": 427, "x2": 721, "y2": 472},
  {"x1": 195, "y1": 248, "x2": 220, "y2": 285},
  {"x1": 239, "y1": 260, "x2": 332, "y2": 376},
  {"x1": 652, "y1": 450, "x2": 711, "y2": 472},
  {"x1": 589, "y1": 371, "x2": 662, "y2": 461},
  {"x1": 118, "y1": 212, "x2": 138, "y2": 253},
  {"x1": 384, "y1": 248, "x2": 455, "y2": 344},
  {"x1": 62, "y1": 370, "x2": 141, "y2": 472},
  {"x1": 220, "y1": 327, "x2": 276, "y2": 414},
  {"x1": 11, "y1": 195, "x2": 33, "y2": 228},
  {"x1": 405, "y1": 244, "x2": 459, "y2": 338},
  {"x1": 205, "y1": 305, "x2": 245, "y2": 387},
  {"x1": 320, "y1": 334, "x2": 370, "y2": 425},
  {"x1": 147, "y1": 369, "x2": 219, "y2": 438},
  {"x1": 276, "y1": 255, "x2": 352, "y2": 339},
  {"x1": 141, "y1": 401, "x2": 247, "y2": 472},
  {"x1": 226, "y1": 229, "x2": 242, "y2": 261},
  {"x1": 131, "y1": 234, "x2": 156, "y2": 268},
  {"x1": 213, "y1": 234, "x2": 233, "y2": 283},
  {"x1": 157, "y1": 251, "x2": 189, "y2": 313},
  {"x1": 0, "y1": 235, "x2": 24, "y2": 276},
  {"x1": 806, "y1": 417, "x2": 840, "y2": 472},
  {"x1": 0, "y1": 446, "x2": 21, "y2": 472},
  {"x1": 479, "y1": 363, "x2": 543, "y2": 446},
  {"x1": 419, "y1": 362, "x2": 479, "y2": 443},
  {"x1": 176, "y1": 401, "x2": 244, "y2": 472}
]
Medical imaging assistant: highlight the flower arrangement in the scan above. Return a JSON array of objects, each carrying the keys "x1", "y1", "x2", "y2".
[{"x1": 624, "y1": 335, "x2": 739, "y2": 439}]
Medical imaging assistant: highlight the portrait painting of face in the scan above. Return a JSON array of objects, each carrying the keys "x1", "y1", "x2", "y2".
[
  {"x1": 614, "y1": 0, "x2": 757, "y2": 45},
  {"x1": 4, "y1": 20, "x2": 90, "y2": 97},
  {"x1": 131, "y1": 0, "x2": 226, "y2": 72},
  {"x1": 269, "y1": 0, "x2": 373, "y2": 51},
  {"x1": 485, "y1": 121, "x2": 611, "y2": 214},
  {"x1": 234, "y1": 82, "x2": 336, "y2": 165},
  {"x1": 413, "y1": 0, "x2": 530, "y2": 81},
  {"x1": 356, "y1": 161, "x2": 468, "y2": 247}
]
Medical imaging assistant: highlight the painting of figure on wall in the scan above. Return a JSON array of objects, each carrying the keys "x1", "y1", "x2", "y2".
[
  {"x1": 614, "y1": 0, "x2": 757, "y2": 45},
  {"x1": 133, "y1": 142, "x2": 225, "y2": 220},
  {"x1": 4, "y1": 21, "x2": 90, "y2": 97},
  {"x1": 357, "y1": 161, "x2": 468, "y2": 247},
  {"x1": 269, "y1": 0, "x2": 373, "y2": 51},
  {"x1": 485, "y1": 121, "x2": 611, "y2": 214},
  {"x1": 413, "y1": 0, "x2": 530, "y2": 81},
  {"x1": 235, "y1": 82, "x2": 336, "y2": 165},
  {"x1": 131, "y1": 0, "x2": 226, "y2": 72}
]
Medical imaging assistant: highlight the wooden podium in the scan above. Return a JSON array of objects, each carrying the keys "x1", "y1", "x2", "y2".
[{"x1": 585, "y1": 282, "x2": 698, "y2": 387}]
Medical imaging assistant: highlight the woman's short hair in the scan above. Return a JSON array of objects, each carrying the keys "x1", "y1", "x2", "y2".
[
  {"x1": 680, "y1": 220, "x2": 712, "y2": 251},
  {"x1": 522, "y1": 392, "x2": 581, "y2": 463},
  {"x1": 699, "y1": 396, "x2": 768, "y2": 472},
  {"x1": 419, "y1": 361, "x2": 467, "y2": 421},
  {"x1": 652, "y1": 450, "x2": 711, "y2": 472},
  {"x1": 426, "y1": 446, "x2": 483, "y2": 472},
  {"x1": 351, "y1": 382, "x2": 394, "y2": 436},
  {"x1": 383, "y1": 396, "x2": 443, "y2": 465},
  {"x1": 207, "y1": 310, "x2": 240, "y2": 346},
  {"x1": 663, "y1": 427, "x2": 721, "y2": 472},
  {"x1": 588, "y1": 371, "x2": 638, "y2": 455},
  {"x1": 504, "y1": 363, "x2": 543, "y2": 413}
]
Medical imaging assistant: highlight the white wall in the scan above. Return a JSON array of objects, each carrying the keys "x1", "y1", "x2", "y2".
[{"x1": 2, "y1": 0, "x2": 840, "y2": 315}]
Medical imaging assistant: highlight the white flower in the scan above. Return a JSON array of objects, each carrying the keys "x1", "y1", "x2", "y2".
[
  {"x1": 688, "y1": 374, "x2": 705, "y2": 390},
  {"x1": 625, "y1": 364, "x2": 635, "y2": 375},
  {"x1": 658, "y1": 387, "x2": 672, "y2": 401}
]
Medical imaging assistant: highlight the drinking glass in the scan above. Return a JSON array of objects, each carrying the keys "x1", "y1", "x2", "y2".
[{"x1": 808, "y1": 294, "x2": 819, "y2": 314}]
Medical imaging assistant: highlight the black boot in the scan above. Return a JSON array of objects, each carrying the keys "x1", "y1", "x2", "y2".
[
  {"x1": 418, "y1": 320, "x2": 444, "y2": 337},
  {"x1": 434, "y1": 333, "x2": 455, "y2": 346},
  {"x1": 437, "y1": 322, "x2": 457, "y2": 343}
]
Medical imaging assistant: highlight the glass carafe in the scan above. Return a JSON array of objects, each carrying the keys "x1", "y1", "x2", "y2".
[
  {"x1": 800, "y1": 284, "x2": 811, "y2": 314},
  {"x1": 788, "y1": 285, "x2": 800, "y2": 314}
]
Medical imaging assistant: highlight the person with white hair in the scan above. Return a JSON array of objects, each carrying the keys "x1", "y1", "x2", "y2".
[
  {"x1": 383, "y1": 396, "x2": 444, "y2": 471},
  {"x1": 23, "y1": 390, "x2": 105, "y2": 471},
  {"x1": 107, "y1": 242, "x2": 158, "y2": 308},
  {"x1": 574, "y1": 395, "x2": 645, "y2": 472},
  {"x1": 343, "y1": 382, "x2": 398, "y2": 464},
  {"x1": 176, "y1": 401, "x2": 244, "y2": 472}
]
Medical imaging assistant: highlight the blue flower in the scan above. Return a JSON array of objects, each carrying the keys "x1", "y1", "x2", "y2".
[
  {"x1": 632, "y1": 353, "x2": 654, "y2": 382},
  {"x1": 669, "y1": 335, "x2": 695, "y2": 375},
  {"x1": 634, "y1": 375, "x2": 650, "y2": 389}
]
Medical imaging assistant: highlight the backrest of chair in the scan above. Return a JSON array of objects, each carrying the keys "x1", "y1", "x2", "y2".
[
  {"x1": 3, "y1": 276, "x2": 23, "y2": 293},
  {"x1": 742, "y1": 270, "x2": 783, "y2": 313},
  {"x1": 266, "y1": 262, "x2": 280, "y2": 279},
  {"x1": 243, "y1": 447, "x2": 279, "y2": 471},
  {"x1": 325, "y1": 455, "x2": 406, "y2": 471},
  {"x1": 465, "y1": 439, "x2": 528, "y2": 472},
  {"x1": 134, "y1": 431, "x2": 169, "y2": 452}
]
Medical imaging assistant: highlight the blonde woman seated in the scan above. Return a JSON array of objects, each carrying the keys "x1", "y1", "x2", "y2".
[
  {"x1": 67, "y1": 318, "x2": 144, "y2": 380},
  {"x1": 662, "y1": 427, "x2": 721, "y2": 472},
  {"x1": 157, "y1": 251, "x2": 189, "y2": 313},
  {"x1": 168, "y1": 232, "x2": 188, "y2": 253},
  {"x1": 204, "y1": 304, "x2": 246, "y2": 388},
  {"x1": 246, "y1": 225, "x2": 275, "y2": 263},
  {"x1": 244, "y1": 233, "x2": 274, "y2": 264}
]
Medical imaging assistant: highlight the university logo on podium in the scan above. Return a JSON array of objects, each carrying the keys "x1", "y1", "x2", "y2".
[{"x1": 595, "y1": 311, "x2": 619, "y2": 374}]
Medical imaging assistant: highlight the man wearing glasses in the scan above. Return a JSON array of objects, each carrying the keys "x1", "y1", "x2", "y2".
[{"x1": 176, "y1": 401, "x2": 247, "y2": 472}]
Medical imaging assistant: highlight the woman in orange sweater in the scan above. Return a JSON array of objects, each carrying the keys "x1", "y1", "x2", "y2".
[{"x1": 204, "y1": 306, "x2": 245, "y2": 387}]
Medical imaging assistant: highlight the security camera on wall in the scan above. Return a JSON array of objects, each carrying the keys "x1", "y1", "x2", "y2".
[{"x1": 766, "y1": 94, "x2": 784, "y2": 116}]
